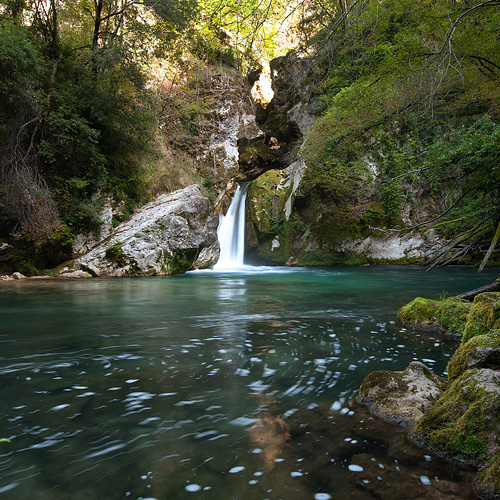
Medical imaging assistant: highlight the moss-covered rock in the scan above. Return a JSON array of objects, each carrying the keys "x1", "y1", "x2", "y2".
[
  {"x1": 447, "y1": 331, "x2": 500, "y2": 381},
  {"x1": 412, "y1": 368, "x2": 500, "y2": 472},
  {"x1": 397, "y1": 297, "x2": 440, "y2": 329},
  {"x1": 463, "y1": 292, "x2": 500, "y2": 344},
  {"x1": 437, "y1": 297, "x2": 472, "y2": 337},
  {"x1": 356, "y1": 361, "x2": 448, "y2": 427}
]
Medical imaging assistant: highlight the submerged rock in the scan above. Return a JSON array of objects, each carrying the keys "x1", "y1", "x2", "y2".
[
  {"x1": 356, "y1": 361, "x2": 448, "y2": 427},
  {"x1": 74, "y1": 185, "x2": 218, "y2": 276}
]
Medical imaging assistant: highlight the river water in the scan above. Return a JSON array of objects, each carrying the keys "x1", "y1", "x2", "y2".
[{"x1": 0, "y1": 266, "x2": 497, "y2": 499}]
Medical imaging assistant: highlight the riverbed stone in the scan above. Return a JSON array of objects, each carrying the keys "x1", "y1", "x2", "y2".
[
  {"x1": 356, "y1": 361, "x2": 448, "y2": 427},
  {"x1": 74, "y1": 184, "x2": 218, "y2": 276}
]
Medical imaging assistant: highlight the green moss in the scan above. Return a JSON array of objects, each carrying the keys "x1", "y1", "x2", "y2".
[
  {"x1": 475, "y1": 453, "x2": 500, "y2": 499},
  {"x1": 105, "y1": 242, "x2": 128, "y2": 268},
  {"x1": 437, "y1": 298, "x2": 471, "y2": 336},
  {"x1": 447, "y1": 331, "x2": 500, "y2": 381},
  {"x1": 413, "y1": 368, "x2": 499, "y2": 467},
  {"x1": 239, "y1": 143, "x2": 280, "y2": 166},
  {"x1": 167, "y1": 249, "x2": 198, "y2": 274},
  {"x1": 463, "y1": 292, "x2": 500, "y2": 344},
  {"x1": 397, "y1": 297, "x2": 440, "y2": 327},
  {"x1": 247, "y1": 169, "x2": 284, "y2": 238}
]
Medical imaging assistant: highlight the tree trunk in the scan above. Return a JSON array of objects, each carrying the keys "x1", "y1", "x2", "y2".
[{"x1": 478, "y1": 220, "x2": 500, "y2": 273}]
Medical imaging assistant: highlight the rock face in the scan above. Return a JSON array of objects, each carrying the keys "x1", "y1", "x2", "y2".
[
  {"x1": 74, "y1": 185, "x2": 218, "y2": 276},
  {"x1": 356, "y1": 361, "x2": 448, "y2": 427},
  {"x1": 239, "y1": 51, "x2": 448, "y2": 266}
]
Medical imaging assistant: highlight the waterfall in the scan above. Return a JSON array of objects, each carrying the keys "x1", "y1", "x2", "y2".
[{"x1": 214, "y1": 183, "x2": 249, "y2": 270}]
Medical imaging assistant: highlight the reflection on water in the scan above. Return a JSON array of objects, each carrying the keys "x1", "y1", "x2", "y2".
[{"x1": 0, "y1": 266, "x2": 496, "y2": 499}]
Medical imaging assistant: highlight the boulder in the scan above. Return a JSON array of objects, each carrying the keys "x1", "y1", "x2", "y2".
[
  {"x1": 74, "y1": 185, "x2": 218, "y2": 276},
  {"x1": 447, "y1": 330, "x2": 500, "y2": 381},
  {"x1": 437, "y1": 297, "x2": 472, "y2": 337},
  {"x1": 462, "y1": 292, "x2": 500, "y2": 344},
  {"x1": 396, "y1": 297, "x2": 441, "y2": 330},
  {"x1": 356, "y1": 361, "x2": 448, "y2": 427}
]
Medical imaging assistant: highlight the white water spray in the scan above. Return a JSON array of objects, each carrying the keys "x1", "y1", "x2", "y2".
[{"x1": 213, "y1": 183, "x2": 249, "y2": 270}]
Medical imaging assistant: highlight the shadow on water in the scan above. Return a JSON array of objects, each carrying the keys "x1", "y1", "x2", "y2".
[{"x1": 0, "y1": 266, "x2": 496, "y2": 499}]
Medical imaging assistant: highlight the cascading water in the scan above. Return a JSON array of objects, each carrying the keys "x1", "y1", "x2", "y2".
[{"x1": 213, "y1": 182, "x2": 249, "y2": 270}]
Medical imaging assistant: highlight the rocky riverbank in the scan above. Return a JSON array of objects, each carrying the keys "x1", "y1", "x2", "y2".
[{"x1": 357, "y1": 290, "x2": 500, "y2": 500}]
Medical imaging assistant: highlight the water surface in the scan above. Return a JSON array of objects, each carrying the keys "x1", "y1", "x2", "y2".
[{"x1": 0, "y1": 266, "x2": 496, "y2": 499}]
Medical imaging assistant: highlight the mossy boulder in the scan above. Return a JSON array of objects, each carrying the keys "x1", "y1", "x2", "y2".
[
  {"x1": 412, "y1": 368, "x2": 500, "y2": 498},
  {"x1": 397, "y1": 297, "x2": 440, "y2": 329},
  {"x1": 463, "y1": 292, "x2": 500, "y2": 344},
  {"x1": 437, "y1": 297, "x2": 472, "y2": 337},
  {"x1": 356, "y1": 361, "x2": 448, "y2": 427},
  {"x1": 447, "y1": 330, "x2": 500, "y2": 381}
]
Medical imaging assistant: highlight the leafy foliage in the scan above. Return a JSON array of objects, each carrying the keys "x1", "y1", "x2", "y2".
[{"x1": 300, "y1": 0, "x2": 500, "y2": 263}]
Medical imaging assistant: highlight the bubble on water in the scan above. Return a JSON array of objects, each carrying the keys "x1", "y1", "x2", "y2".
[
  {"x1": 229, "y1": 466, "x2": 245, "y2": 473},
  {"x1": 0, "y1": 483, "x2": 19, "y2": 494},
  {"x1": 314, "y1": 494, "x2": 332, "y2": 500},
  {"x1": 50, "y1": 404, "x2": 70, "y2": 411},
  {"x1": 229, "y1": 417, "x2": 257, "y2": 427},
  {"x1": 254, "y1": 471, "x2": 264, "y2": 476},
  {"x1": 249, "y1": 479, "x2": 258, "y2": 485},
  {"x1": 348, "y1": 465, "x2": 364, "y2": 472},
  {"x1": 291, "y1": 471, "x2": 303, "y2": 477},
  {"x1": 185, "y1": 484, "x2": 202, "y2": 492},
  {"x1": 420, "y1": 476, "x2": 432, "y2": 486},
  {"x1": 250, "y1": 448, "x2": 262, "y2": 454},
  {"x1": 330, "y1": 401, "x2": 342, "y2": 411}
]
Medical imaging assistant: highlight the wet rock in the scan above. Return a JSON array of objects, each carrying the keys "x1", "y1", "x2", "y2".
[
  {"x1": 356, "y1": 361, "x2": 448, "y2": 427},
  {"x1": 12, "y1": 272, "x2": 26, "y2": 279},
  {"x1": 59, "y1": 270, "x2": 93, "y2": 278},
  {"x1": 74, "y1": 185, "x2": 218, "y2": 276}
]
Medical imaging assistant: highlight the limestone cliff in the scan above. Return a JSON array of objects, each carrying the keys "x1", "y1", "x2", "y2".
[
  {"x1": 238, "y1": 53, "x2": 447, "y2": 267},
  {"x1": 72, "y1": 185, "x2": 218, "y2": 276}
]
